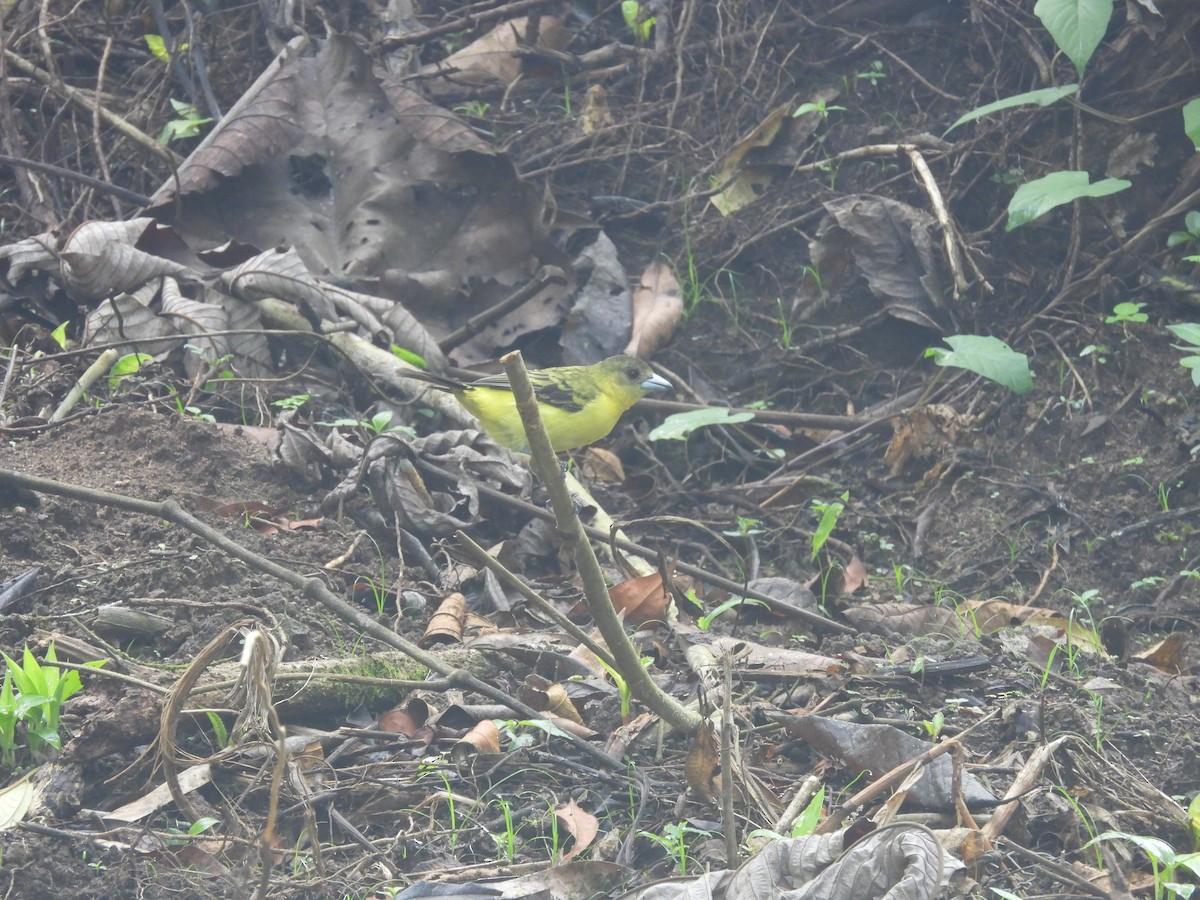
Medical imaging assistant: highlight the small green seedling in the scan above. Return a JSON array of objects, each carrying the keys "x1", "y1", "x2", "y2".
[
  {"x1": 324, "y1": 410, "x2": 416, "y2": 437},
  {"x1": 1085, "y1": 831, "x2": 1200, "y2": 900},
  {"x1": 620, "y1": 1, "x2": 655, "y2": 42},
  {"x1": 696, "y1": 596, "x2": 768, "y2": 631},
  {"x1": 107, "y1": 352, "x2": 154, "y2": 390},
  {"x1": 271, "y1": 393, "x2": 311, "y2": 411},
  {"x1": 922, "y1": 711, "x2": 945, "y2": 741},
  {"x1": 745, "y1": 786, "x2": 826, "y2": 845},
  {"x1": 810, "y1": 491, "x2": 848, "y2": 561},
  {"x1": 639, "y1": 822, "x2": 714, "y2": 875},
  {"x1": 1, "y1": 643, "x2": 103, "y2": 769},
  {"x1": 159, "y1": 99, "x2": 213, "y2": 144},
  {"x1": 1167, "y1": 323, "x2": 1200, "y2": 387},
  {"x1": 793, "y1": 99, "x2": 845, "y2": 119},
  {"x1": 1105, "y1": 302, "x2": 1148, "y2": 325},
  {"x1": 49, "y1": 321, "x2": 71, "y2": 350},
  {"x1": 1168, "y1": 210, "x2": 1200, "y2": 254}
]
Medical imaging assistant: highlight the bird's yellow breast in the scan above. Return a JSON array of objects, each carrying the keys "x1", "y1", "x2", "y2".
[{"x1": 457, "y1": 384, "x2": 632, "y2": 452}]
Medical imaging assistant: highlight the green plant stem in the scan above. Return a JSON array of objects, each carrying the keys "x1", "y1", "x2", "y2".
[{"x1": 501, "y1": 352, "x2": 700, "y2": 733}]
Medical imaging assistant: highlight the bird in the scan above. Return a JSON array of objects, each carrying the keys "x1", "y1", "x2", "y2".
[{"x1": 403, "y1": 355, "x2": 672, "y2": 452}]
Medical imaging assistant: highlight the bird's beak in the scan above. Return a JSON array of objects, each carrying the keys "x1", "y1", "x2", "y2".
[{"x1": 641, "y1": 372, "x2": 672, "y2": 393}]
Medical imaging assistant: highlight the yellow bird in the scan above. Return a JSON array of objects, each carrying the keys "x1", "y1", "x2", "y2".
[{"x1": 405, "y1": 355, "x2": 672, "y2": 452}]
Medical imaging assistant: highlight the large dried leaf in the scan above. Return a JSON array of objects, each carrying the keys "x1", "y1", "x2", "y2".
[
  {"x1": 83, "y1": 278, "x2": 271, "y2": 378},
  {"x1": 728, "y1": 825, "x2": 944, "y2": 900},
  {"x1": 560, "y1": 232, "x2": 633, "y2": 364},
  {"x1": 554, "y1": 798, "x2": 600, "y2": 863},
  {"x1": 149, "y1": 36, "x2": 553, "y2": 327},
  {"x1": 60, "y1": 219, "x2": 192, "y2": 301},
  {"x1": 709, "y1": 102, "x2": 794, "y2": 216},
  {"x1": 779, "y1": 715, "x2": 997, "y2": 811},
  {"x1": 608, "y1": 571, "x2": 672, "y2": 627},
  {"x1": 812, "y1": 195, "x2": 949, "y2": 332}
]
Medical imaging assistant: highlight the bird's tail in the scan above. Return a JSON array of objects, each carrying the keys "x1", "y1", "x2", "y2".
[{"x1": 401, "y1": 368, "x2": 467, "y2": 393}]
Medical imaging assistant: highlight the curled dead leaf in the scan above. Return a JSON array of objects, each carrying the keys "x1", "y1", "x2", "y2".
[
  {"x1": 608, "y1": 571, "x2": 671, "y2": 628},
  {"x1": 420, "y1": 592, "x2": 467, "y2": 647},
  {"x1": 684, "y1": 721, "x2": 721, "y2": 801},
  {"x1": 451, "y1": 718, "x2": 501, "y2": 760}
]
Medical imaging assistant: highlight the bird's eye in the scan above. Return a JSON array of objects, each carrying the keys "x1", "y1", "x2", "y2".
[{"x1": 625, "y1": 366, "x2": 639, "y2": 380}]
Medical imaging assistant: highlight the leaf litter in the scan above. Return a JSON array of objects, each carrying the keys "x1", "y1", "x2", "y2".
[{"x1": 1, "y1": 1, "x2": 1199, "y2": 899}]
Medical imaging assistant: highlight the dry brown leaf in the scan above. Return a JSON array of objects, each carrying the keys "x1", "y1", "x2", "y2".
[
  {"x1": 555, "y1": 798, "x2": 601, "y2": 862},
  {"x1": 420, "y1": 592, "x2": 467, "y2": 647},
  {"x1": 427, "y1": 17, "x2": 570, "y2": 88},
  {"x1": 625, "y1": 262, "x2": 683, "y2": 358},
  {"x1": 60, "y1": 219, "x2": 191, "y2": 301},
  {"x1": 378, "y1": 698, "x2": 431, "y2": 737},
  {"x1": 709, "y1": 102, "x2": 793, "y2": 216},
  {"x1": 518, "y1": 674, "x2": 585, "y2": 725},
  {"x1": 578, "y1": 447, "x2": 625, "y2": 483},
  {"x1": 452, "y1": 718, "x2": 501, "y2": 759},
  {"x1": 684, "y1": 721, "x2": 721, "y2": 801},
  {"x1": 1131, "y1": 631, "x2": 1190, "y2": 673},
  {"x1": 580, "y1": 85, "x2": 613, "y2": 135},
  {"x1": 608, "y1": 571, "x2": 671, "y2": 628}
]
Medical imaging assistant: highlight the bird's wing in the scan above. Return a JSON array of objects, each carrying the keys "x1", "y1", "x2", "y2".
[
  {"x1": 469, "y1": 367, "x2": 594, "y2": 413},
  {"x1": 530, "y1": 369, "x2": 590, "y2": 413}
]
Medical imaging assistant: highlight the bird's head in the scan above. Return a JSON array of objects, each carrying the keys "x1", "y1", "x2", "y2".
[{"x1": 601, "y1": 355, "x2": 672, "y2": 401}]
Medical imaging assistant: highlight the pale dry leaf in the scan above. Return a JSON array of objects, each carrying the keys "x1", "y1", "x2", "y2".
[
  {"x1": 425, "y1": 17, "x2": 570, "y2": 88},
  {"x1": 709, "y1": 102, "x2": 793, "y2": 216},
  {"x1": 555, "y1": 798, "x2": 600, "y2": 862},
  {"x1": 578, "y1": 447, "x2": 625, "y2": 482},
  {"x1": 580, "y1": 85, "x2": 614, "y2": 135},
  {"x1": 60, "y1": 219, "x2": 193, "y2": 301},
  {"x1": 0, "y1": 229, "x2": 59, "y2": 281},
  {"x1": 625, "y1": 261, "x2": 683, "y2": 358},
  {"x1": 841, "y1": 602, "x2": 969, "y2": 641},
  {"x1": 1131, "y1": 631, "x2": 1190, "y2": 673},
  {"x1": 452, "y1": 718, "x2": 501, "y2": 759},
  {"x1": 420, "y1": 592, "x2": 468, "y2": 647}
]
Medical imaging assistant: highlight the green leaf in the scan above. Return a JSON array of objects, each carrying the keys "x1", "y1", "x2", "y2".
[
  {"x1": 1183, "y1": 97, "x2": 1200, "y2": 151},
  {"x1": 1006, "y1": 170, "x2": 1129, "y2": 231},
  {"x1": 390, "y1": 345, "x2": 427, "y2": 368},
  {"x1": 49, "y1": 321, "x2": 70, "y2": 350},
  {"x1": 188, "y1": 816, "x2": 220, "y2": 836},
  {"x1": 144, "y1": 34, "x2": 170, "y2": 62},
  {"x1": 648, "y1": 407, "x2": 755, "y2": 441},
  {"x1": 620, "y1": 1, "x2": 640, "y2": 31},
  {"x1": 1085, "y1": 831, "x2": 1176, "y2": 867},
  {"x1": 811, "y1": 491, "x2": 848, "y2": 561},
  {"x1": 1034, "y1": 0, "x2": 1114, "y2": 76},
  {"x1": 1167, "y1": 323, "x2": 1200, "y2": 347},
  {"x1": 946, "y1": 84, "x2": 1078, "y2": 133},
  {"x1": 790, "y1": 786, "x2": 825, "y2": 837},
  {"x1": 108, "y1": 352, "x2": 154, "y2": 390},
  {"x1": 926, "y1": 334, "x2": 1034, "y2": 394}
]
